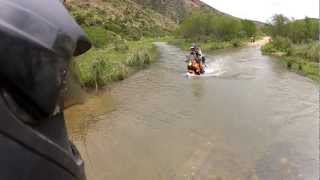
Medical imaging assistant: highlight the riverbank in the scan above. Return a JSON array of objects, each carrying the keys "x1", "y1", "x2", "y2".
[
  {"x1": 75, "y1": 38, "x2": 160, "y2": 90},
  {"x1": 167, "y1": 36, "x2": 268, "y2": 53},
  {"x1": 262, "y1": 39, "x2": 319, "y2": 82},
  {"x1": 168, "y1": 38, "x2": 246, "y2": 52},
  {"x1": 67, "y1": 0, "x2": 174, "y2": 90}
]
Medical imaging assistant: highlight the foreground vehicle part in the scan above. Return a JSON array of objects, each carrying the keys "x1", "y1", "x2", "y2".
[{"x1": 0, "y1": 0, "x2": 91, "y2": 179}]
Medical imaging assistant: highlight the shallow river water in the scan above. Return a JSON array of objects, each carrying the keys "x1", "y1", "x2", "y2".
[{"x1": 66, "y1": 43, "x2": 319, "y2": 180}]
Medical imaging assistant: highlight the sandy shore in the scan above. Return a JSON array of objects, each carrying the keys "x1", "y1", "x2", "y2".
[{"x1": 247, "y1": 36, "x2": 271, "y2": 47}]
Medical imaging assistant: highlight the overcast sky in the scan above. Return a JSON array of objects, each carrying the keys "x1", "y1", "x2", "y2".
[{"x1": 201, "y1": 0, "x2": 319, "y2": 22}]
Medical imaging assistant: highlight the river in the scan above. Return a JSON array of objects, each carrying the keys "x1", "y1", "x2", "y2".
[{"x1": 65, "y1": 43, "x2": 319, "y2": 180}]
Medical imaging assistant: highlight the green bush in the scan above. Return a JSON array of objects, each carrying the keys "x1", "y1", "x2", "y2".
[
  {"x1": 75, "y1": 41, "x2": 158, "y2": 88},
  {"x1": 114, "y1": 39, "x2": 129, "y2": 51},
  {"x1": 109, "y1": 63, "x2": 129, "y2": 81},
  {"x1": 288, "y1": 42, "x2": 320, "y2": 62},
  {"x1": 84, "y1": 26, "x2": 109, "y2": 48},
  {"x1": 68, "y1": 3, "x2": 172, "y2": 41},
  {"x1": 282, "y1": 57, "x2": 319, "y2": 81},
  {"x1": 84, "y1": 26, "x2": 130, "y2": 51},
  {"x1": 268, "y1": 15, "x2": 319, "y2": 43},
  {"x1": 230, "y1": 39, "x2": 242, "y2": 47},
  {"x1": 271, "y1": 36, "x2": 292, "y2": 52},
  {"x1": 126, "y1": 51, "x2": 141, "y2": 67},
  {"x1": 70, "y1": 6, "x2": 106, "y2": 26},
  {"x1": 126, "y1": 50, "x2": 152, "y2": 67},
  {"x1": 241, "y1": 20, "x2": 257, "y2": 37},
  {"x1": 177, "y1": 11, "x2": 246, "y2": 42},
  {"x1": 306, "y1": 43, "x2": 320, "y2": 62},
  {"x1": 262, "y1": 14, "x2": 319, "y2": 81},
  {"x1": 168, "y1": 38, "x2": 235, "y2": 51},
  {"x1": 261, "y1": 43, "x2": 278, "y2": 53},
  {"x1": 91, "y1": 57, "x2": 107, "y2": 89}
]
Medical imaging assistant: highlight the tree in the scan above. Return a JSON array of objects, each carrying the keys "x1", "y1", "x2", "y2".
[
  {"x1": 241, "y1": 19, "x2": 257, "y2": 37},
  {"x1": 271, "y1": 14, "x2": 289, "y2": 37},
  {"x1": 177, "y1": 11, "x2": 243, "y2": 41}
]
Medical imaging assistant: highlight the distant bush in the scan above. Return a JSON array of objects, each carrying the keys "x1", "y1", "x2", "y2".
[
  {"x1": 230, "y1": 39, "x2": 242, "y2": 47},
  {"x1": 281, "y1": 56, "x2": 319, "y2": 81},
  {"x1": 271, "y1": 36, "x2": 293, "y2": 52},
  {"x1": 84, "y1": 26, "x2": 130, "y2": 51},
  {"x1": 262, "y1": 36, "x2": 292, "y2": 54},
  {"x1": 268, "y1": 14, "x2": 319, "y2": 43},
  {"x1": 241, "y1": 20, "x2": 257, "y2": 37},
  {"x1": 288, "y1": 42, "x2": 320, "y2": 62},
  {"x1": 262, "y1": 14, "x2": 319, "y2": 81},
  {"x1": 68, "y1": 3, "x2": 172, "y2": 41},
  {"x1": 176, "y1": 11, "x2": 256, "y2": 42},
  {"x1": 261, "y1": 43, "x2": 278, "y2": 53},
  {"x1": 70, "y1": 6, "x2": 106, "y2": 26}
]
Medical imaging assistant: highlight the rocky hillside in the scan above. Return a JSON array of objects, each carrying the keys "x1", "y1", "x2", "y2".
[
  {"x1": 65, "y1": 0, "x2": 177, "y2": 40},
  {"x1": 65, "y1": 0, "x2": 253, "y2": 40},
  {"x1": 132, "y1": 0, "x2": 231, "y2": 23}
]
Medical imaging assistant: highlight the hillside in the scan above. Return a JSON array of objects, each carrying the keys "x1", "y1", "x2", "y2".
[
  {"x1": 132, "y1": 0, "x2": 233, "y2": 23},
  {"x1": 65, "y1": 0, "x2": 177, "y2": 40},
  {"x1": 65, "y1": 0, "x2": 240, "y2": 40}
]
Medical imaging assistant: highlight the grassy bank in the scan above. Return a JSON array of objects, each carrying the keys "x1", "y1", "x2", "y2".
[
  {"x1": 261, "y1": 15, "x2": 319, "y2": 82},
  {"x1": 66, "y1": 1, "x2": 172, "y2": 90},
  {"x1": 75, "y1": 38, "x2": 159, "y2": 89},
  {"x1": 262, "y1": 38, "x2": 319, "y2": 82}
]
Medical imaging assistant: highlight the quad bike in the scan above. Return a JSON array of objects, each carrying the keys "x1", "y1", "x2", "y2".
[{"x1": 186, "y1": 57, "x2": 205, "y2": 75}]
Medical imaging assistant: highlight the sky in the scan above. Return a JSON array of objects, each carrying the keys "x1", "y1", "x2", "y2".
[{"x1": 201, "y1": 0, "x2": 319, "y2": 22}]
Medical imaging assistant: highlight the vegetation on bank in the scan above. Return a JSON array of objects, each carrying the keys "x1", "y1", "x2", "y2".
[
  {"x1": 169, "y1": 38, "x2": 244, "y2": 52},
  {"x1": 262, "y1": 15, "x2": 319, "y2": 81},
  {"x1": 67, "y1": 2, "x2": 263, "y2": 90},
  {"x1": 169, "y1": 11, "x2": 260, "y2": 51},
  {"x1": 72, "y1": 28, "x2": 160, "y2": 89},
  {"x1": 75, "y1": 39, "x2": 158, "y2": 90},
  {"x1": 67, "y1": 0, "x2": 175, "y2": 40},
  {"x1": 66, "y1": 0, "x2": 172, "y2": 89}
]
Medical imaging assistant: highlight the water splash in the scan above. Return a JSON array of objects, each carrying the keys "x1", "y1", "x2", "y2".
[{"x1": 185, "y1": 58, "x2": 227, "y2": 78}]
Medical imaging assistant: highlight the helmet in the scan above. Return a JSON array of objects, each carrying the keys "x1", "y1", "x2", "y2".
[
  {"x1": 190, "y1": 43, "x2": 198, "y2": 50},
  {"x1": 0, "y1": 0, "x2": 91, "y2": 180},
  {"x1": 0, "y1": 0, "x2": 91, "y2": 118}
]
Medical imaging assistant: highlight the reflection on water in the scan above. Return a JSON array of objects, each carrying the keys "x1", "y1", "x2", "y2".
[
  {"x1": 191, "y1": 80, "x2": 205, "y2": 98},
  {"x1": 65, "y1": 91, "x2": 116, "y2": 141},
  {"x1": 65, "y1": 43, "x2": 318, "y2": 180}
]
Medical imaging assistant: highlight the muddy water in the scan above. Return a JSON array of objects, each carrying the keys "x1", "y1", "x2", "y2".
[{"x1": 65, "y1": 43, "x2": 319, "y2": 180}]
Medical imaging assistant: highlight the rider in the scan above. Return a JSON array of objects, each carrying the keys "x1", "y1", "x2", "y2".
[
  {"x1": 189, "y1": 45, "x2": 197, "y2": 57},
  {"x1": 195, "y1": 46, "x2": 206, "y2": 65},
  {"x1": 189, "y1": 44, "x2": 201, "y2": 62},
  {"x1": 188, "y1": 44, "x2": 205, "y2": 74}
]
